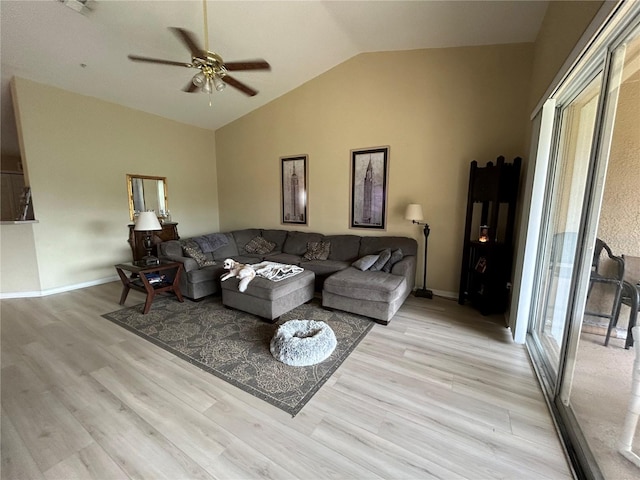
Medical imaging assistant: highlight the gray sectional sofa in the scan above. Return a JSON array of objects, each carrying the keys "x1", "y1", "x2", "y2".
[{"x1": 158, "y1": 228, "x2": 417, "y2": 324}]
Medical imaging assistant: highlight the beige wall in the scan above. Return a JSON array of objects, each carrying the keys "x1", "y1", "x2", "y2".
[
  {"x1": 216, "y1": 44, "x2": 533, "y2": 295},
  {"x1": 528, "y1": 1, "x2": 604, "y2": 110},
  {"x1": 0, "y1": 224, "x2": 40, "y2": 293},
  {"x1": 1, "y1": 77, "x2": 218, "y2": 295}
]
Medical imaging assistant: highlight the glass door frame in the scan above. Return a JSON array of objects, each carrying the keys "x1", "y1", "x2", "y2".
[
  {"x1": 532, "y1": 74, "x2": 609, "y2": 480},
  {"x1": 516, "y1": 2, "x2": 640, "y2": 478},
  {"x1": 526, "y1": 64, "x2": 608, "y2": 480},
  {"x1": 528, "y1": 56, "x2": 607, "y2": 384}
]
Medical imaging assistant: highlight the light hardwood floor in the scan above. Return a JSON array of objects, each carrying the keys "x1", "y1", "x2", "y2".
[{"x1": 1, "y1": 282, "x2": 573, "y2": 479}]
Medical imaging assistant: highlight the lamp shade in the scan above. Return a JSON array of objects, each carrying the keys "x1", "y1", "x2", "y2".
[
  {"x1": 405, "y1": 204, "x2": 424, "y2": 222},
  {"x1": 134, "y1": 211, "x2": 162, "y2": 231}
]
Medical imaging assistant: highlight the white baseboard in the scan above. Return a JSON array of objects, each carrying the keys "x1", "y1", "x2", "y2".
[
  {"x1": 431, "y1": 289, "x2": 458, "y2": 300},
  {"x1": 0, "y1": 275, "x2": 118, "y2": 299}
]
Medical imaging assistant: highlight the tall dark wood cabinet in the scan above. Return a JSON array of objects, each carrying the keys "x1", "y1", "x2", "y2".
[
  {"x1": 128, "y1": 222, "x2": 179, "y2": 262},
  {"x1": 458, "y1": 156, "x2": 521, "y2": 315}
]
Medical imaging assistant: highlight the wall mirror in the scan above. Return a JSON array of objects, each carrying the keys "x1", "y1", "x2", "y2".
[{"x1": 126, "y1": 174, "x2": 169, "y2": 222}]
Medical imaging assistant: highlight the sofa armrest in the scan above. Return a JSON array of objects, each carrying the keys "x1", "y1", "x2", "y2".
[
  {"x1": 392, "y1": 255, "x2": 417, "y2": 291},
  {"x1": 159, "y1": 254, "x2": 199, "y2": 273}
]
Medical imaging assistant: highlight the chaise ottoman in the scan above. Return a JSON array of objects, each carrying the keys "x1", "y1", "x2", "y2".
[
  {"x1": 221, "y1": 269, "x2": 315, "y2": 322},
  {"x1": 322, "y1": 267, "x2": 409, "y2": 324}
]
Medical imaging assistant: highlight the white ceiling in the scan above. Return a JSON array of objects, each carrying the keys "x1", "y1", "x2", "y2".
[{"x1": 1, "y1": 0, "x2": 549, "y2": 155}]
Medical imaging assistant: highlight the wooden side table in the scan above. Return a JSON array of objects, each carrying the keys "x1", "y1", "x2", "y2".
[{"x1": 115, "y1": 261, "x2": 184, "y2": 314}]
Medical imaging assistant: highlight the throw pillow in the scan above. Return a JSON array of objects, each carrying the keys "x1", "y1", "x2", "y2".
[
  {"x1": 244, "y1": 236, "x2": 276, "y2": 255},
  {"x1": 180, "y1": 239, "x2": 200, "y2": 255},
  {"x1": 382, "y1": 248, "x2": 404, "y2": 273},
  {"x1": 303, "y1": 241, "x2": 331, "y2": 261},
  {"x1": 352, "y1": 254, "x2": 380, "y2": 271},
  {"x1": 182, "y1": 240, "x2": 216, "y2": 267},
  {"x1": 370, "y1": 248, "x2": 391, "y2": 272}
]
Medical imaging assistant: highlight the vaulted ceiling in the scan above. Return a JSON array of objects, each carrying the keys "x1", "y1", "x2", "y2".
[{"x1": 1, "y1": 1, "x2": 549, "y2": 155}]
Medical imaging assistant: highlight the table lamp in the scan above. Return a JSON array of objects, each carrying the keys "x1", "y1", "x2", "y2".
[
  {"x1": 405, "y1": 203, "x2": 433, "y2": 299},
  {"x1": 134, "y1": 211, "x2": 162, "y2": 266}
]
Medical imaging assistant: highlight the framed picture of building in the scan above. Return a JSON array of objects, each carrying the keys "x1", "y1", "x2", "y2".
[
  {"x1": 281, "y1": 155, "x2": 308, "y2": 225},
  {"x1": 350, "y1": 146, "x2": 389, "y2": 230}
]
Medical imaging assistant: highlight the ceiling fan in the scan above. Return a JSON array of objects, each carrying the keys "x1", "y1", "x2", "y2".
[{"x1": 128, "y1": 1, "x2": 270, "y2": 99}]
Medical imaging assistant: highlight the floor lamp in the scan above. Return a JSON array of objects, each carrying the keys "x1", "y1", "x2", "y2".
[{"x1": 405, "y1": 203, "x2": 433, "y2": 299}]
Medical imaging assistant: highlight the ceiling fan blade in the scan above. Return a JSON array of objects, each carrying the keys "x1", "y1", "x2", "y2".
[
  {"x1": 183, "y1": 81, "x2": 199, "y2": 93},
  {"x1": 170, "y1": 27, "x2": 203, "y2": 59},
  {"x1": 222, "y1": 75, "x2": 258, "y2": 96},
  {"x1": 224, "y1": 60, "x2": 271, "y2": 71},
  {"x1": 128, "y1": 55, "x2": 192, "y2": 67}
]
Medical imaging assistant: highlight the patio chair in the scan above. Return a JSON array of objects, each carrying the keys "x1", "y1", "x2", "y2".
[
  {"x1": 584, "y1": 239, "x2": 625, "y2": 346},
  {"x1": 610, "y1": 255, "x2": 640, "y2": 349}
]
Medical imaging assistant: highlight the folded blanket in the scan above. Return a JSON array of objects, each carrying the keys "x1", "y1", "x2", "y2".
[
  {"x1": 251, "y1": 261, "x2": 304, "y2": 282},
  {"x1": 193, "y1": 233, "x2": 229, "y2": 253}
]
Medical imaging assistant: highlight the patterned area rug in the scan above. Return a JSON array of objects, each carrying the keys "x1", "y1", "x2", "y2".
[{"x1": 102, "y1": 296, "x2": 373, "y2": 416}]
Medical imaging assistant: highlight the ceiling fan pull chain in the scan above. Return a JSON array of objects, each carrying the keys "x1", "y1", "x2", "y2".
[
  {"x1": 209, "y1": 92, "x2": 212, "y2": 107},
  {"x1": 202, "y1": 0, "x2": 209, "y2": 53}
]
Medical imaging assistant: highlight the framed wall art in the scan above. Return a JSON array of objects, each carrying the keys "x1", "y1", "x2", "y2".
[
  {"x1": 281, "y1": 155, "x2": 308, "y2": 225},
  {"x1": 350, "y1": 146, "x2": 389, "y2": 230}
]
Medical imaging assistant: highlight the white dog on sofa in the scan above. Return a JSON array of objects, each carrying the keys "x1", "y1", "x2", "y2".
[{"x1": 221, "y1": 258, "x2": 256, "y2": 292}]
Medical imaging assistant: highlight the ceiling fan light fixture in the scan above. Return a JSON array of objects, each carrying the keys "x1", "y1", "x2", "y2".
[
  {"x1": 59, "y1": 0, "x2": 93, "y2": 14},
  {"x1": 192, "y1": 71, "x2": 206, "y2": 88},
  {"x1": 213, "y1": 75, "x2": 226, "y2": 91},
  {"x1": 202, "y1": 77, "x2": 214, "y2": 94}
]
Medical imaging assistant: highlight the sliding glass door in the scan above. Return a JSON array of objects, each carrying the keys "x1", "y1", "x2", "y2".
[
  {"x1": 529, "y1": 72, "x2": 603, "y2": 382},
  {"x1": 524, "y1": 4, "x2": 640, "y2": 477}
]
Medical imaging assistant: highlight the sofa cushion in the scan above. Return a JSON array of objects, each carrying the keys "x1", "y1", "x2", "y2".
[
  {"x1": 232, "y1": 229, "x2": 262, "y2": 253},
  {"x1": 261, "y1": 229, "x2": 288, "y2": 252},
  {"x1": 211, "y1": 233, "x2": 240, "y2": 260},
  {"x1": 159, "y1": 240, "x2": 182, "y2": 257},
  {"x1": 301, "y1": 259, "x2": 350, "y2": 276},
  {"x1": 359, "y1": 236, "x2": 418, "y2": 257},
  {"x1": 323, "y1": 267, "x2": 406, "y2": 303},
  {"x1": 283, "y1": 231, "x2": 324, "y2": 255},
  {"x1": 352, "y1": 254, "x2": 379, "y2": 271},
  {"x1": 382, "y1": 248, "x2": 404, "y2": 273},
  {"x1": 264, "y1": 253, "x2": 304, "y2": 266},
  {"x1": 244, "y1": 236, "x2": 276, "y2": 255},
  {"x1": 324, "y1": 235, "x2": 361, "y2": 261},
  {"x1": 370, "y1": 248, "x2": 391, "y2": 272},
  {"x1": 303, "y1": 241, "x2": 331, "y2": 261},
  {"x1": 185, "y1": 264, "x2": 224, "y2": 283},
  {"x1": 233, "y1": 255, "x2": 264, "y2": 264}
]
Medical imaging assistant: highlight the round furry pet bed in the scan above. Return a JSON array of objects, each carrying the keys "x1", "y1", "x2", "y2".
[{"x1": 270, "y1": 320, "x2": 337, "y2": 367}]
